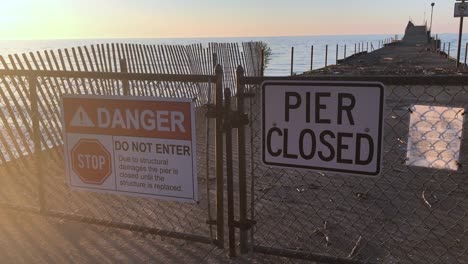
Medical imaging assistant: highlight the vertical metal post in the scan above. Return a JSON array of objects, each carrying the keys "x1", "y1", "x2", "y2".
[
  {"x1": 325, "y1": 45, "x2": 328, "y2": 67},
  {"x1": 443, "y1": 42, "x2": 446, "y2": 53},
  {"x1": 344, "y1": 44, "x2": 347, "y2": 59},
  {"x1": 310, "y1": 45, "x2": 314, "y2": 71},
  {"x1": 236, "y1": 66, "x2": 248, "y2": 254},
  {"x1": 457, "y1": 0, "x2": 465, "y2": 69},
  {"x1": 430, "y1": 3, "x2": 435, "y2": 33},
  {"x1": 214, "y1": 64, "x2": 224, "y2": 249},
  {"x1": 224, "y1": 88, "x2": 235, "y2": 257},
  {"x1": 367, "y1": 42, "x2": 369, "y2": 52},
  {"x1": 30, "y1": 75, "x2": 44, "y2": 213},
  {"x1": 335, "y1": 44, "x2": 339, "y2": 64},
  {"x1": 290, "y1": 47, "x2": 294, "y2": 76},
  {"x1": 448, "y1": 42, "x2": 451, "y2": 59},
  {"x1": 464, "y1": 42, "x2": 468, "y2": 68},
  {"x1": 120, "y1": 59, "x2": 129, "y2": 96},
  {"x1": 355, "y1": 43, "x2": 357, "y2": 54}
]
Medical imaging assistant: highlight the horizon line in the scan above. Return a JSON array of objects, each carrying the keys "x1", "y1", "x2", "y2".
[{"x1": 0, "y1": 31, "x2": 464, "y2": 42}]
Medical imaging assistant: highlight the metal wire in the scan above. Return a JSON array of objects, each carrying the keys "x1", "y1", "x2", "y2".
[
  {"x1": 245, "y1": 80, "x2": 467, "y2": 263},
  {"x1": 0, "y1": 72, "x2": 217, "y2": 244}
]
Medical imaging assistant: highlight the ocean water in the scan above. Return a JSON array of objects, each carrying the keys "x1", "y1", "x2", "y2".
[{"x1": 0, "y1": 33, "x2": 465, "y2": 76}]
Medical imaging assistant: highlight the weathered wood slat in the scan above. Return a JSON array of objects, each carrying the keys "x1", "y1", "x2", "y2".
[
  {"x1": 23, "y1": 53, "x2": 63, "y2": 149},
  {"x1": 0, "y1": 41, "x2": 263, "y2": 164}
]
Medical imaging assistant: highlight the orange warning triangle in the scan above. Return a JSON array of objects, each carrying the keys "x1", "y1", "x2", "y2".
[{"x1": 70, "y1": 106, "x2": 95, "y2": 127}]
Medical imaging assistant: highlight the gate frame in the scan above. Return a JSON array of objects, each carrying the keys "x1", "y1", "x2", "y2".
[{"x1": 0, "y1": 67, "x2": 226, "y2": 247}]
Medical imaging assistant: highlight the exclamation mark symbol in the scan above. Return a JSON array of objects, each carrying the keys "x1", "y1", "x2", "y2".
[{"x1": 78, "y1": 110, "x2": 85, "y2": 126}]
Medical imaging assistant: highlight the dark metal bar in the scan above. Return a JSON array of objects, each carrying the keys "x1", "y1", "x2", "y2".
[
  {"x1": 310, "y1": 45, "x2": 314, "y2": 71},
  {"x1": 448, "y1": 42, "x2": 451, "y2": 59},
  {"x1": 253, "y1": 245, "x2": 371, "y2": 264},
  {"x1": 344, "y1": 44, "x2": 347, "y2": 59},
  {"x1": 46, "y1": 211, "x2": 214, "y2": 244},
  {"x1": 464, "y1": 42, "x2": 468, "y2": 69},
  {"x1": 325, "y1": 45, "x2": 328, "y2": 67},
  {"x1": 0, "y1": 69, "x2": 216, "y2": 83},
  {"x1": 290, "y1": 47, "x2": 294, "y2": 76},
  {"x1": 457, "y1": 0, "x2": 465, "y2": 68},
  {"x1": 335, "y1": 44, "x2": 338, "y2": 64},
  {"x1": 29, "y1": 75, "x2": 45, "y2": 213},
  {"x1": 214, "y1": 64, "x2": 224, "y2": 249},
  {"x1": 224, "y1": 88, "x2": 235, "y2": 257},
  {"x1": 241, "y1": 75, "x2": 468, "y2": 86},
  {"x1": 236, "y1": 66, "x2": 248, "y2": 254},
  {"x1": 120, "y1": 59, "x2": 130, "y2": 95}
]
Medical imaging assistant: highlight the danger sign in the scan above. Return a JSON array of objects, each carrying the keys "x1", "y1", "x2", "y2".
[
  {"x1": 62, "y1": 95, "x2": 197, "y2": 202},
  {"x1": 262, "y1": 81, "x2": 384, "y2": 176}
]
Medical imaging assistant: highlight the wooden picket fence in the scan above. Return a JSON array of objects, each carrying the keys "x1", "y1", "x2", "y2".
[{"x1": 0, "y1": 42, "x2": 263, "y2": 164}]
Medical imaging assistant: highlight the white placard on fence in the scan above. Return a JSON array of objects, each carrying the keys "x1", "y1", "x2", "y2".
[
  {"x1": 406, "y1": 105, "x2": 464, "y2": 171},
  {"x1": 262, "y1": 81, "x2": 385, "y2": 176},
  {"x1": 62, "y1": 95, "x2": 198, "y2": 203}
]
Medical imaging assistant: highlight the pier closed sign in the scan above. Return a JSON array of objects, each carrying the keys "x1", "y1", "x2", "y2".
[
  {"x1": 262, "y1": 81, "x2": 384, "y2": 176},
  {"x1": 62, "y1": 95, "x2": 197, "y2": 202}
]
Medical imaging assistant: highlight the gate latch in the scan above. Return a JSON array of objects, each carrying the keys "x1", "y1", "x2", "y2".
[{"x1": 224, "y1": 111, "x2": 249, "y2": 130}]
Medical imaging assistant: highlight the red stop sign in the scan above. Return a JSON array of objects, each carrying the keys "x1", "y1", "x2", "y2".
[{"x1": 71, "y1": 139, "x2": 112, "y2": 185}]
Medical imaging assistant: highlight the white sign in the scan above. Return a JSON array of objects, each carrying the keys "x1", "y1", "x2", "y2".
[
  {"x1": 406, "y1": 105, "x2": 464, "y2": 171},
  {"x1": 62, "y1": 95, "x2": 198, "y2": 202},
  {"x1": 455, "y1": 2, "x2": 468, "y2": 17},
  {"x1": 262, "y1": 81, "x2": 384, "y2": 176}
]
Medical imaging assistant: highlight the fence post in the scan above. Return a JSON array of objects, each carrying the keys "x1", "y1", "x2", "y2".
[
  {"x1": 464, "y1": 42, "x2": 468, "y2": 69},
  {"x1": 335, "y1": 44, "x2": 338, "y2": 64},
  {"x1": 367, "y1": 42, "x2": 369, "y2": 52},
  {"x1": 223, "y1": 88, "x2": 235, "y2": 257},
  {"x1": 310, "y1": 45, "x2": 314, "y2": 71},
  {"x1": 448, "y1": 42, "x2": 451, "y2": 59},
  {"x1": 344, "y1": 44, "x2": 347, "y2": 59},
  {"x1": 29, "y1": 75, "x2": 44, "y2": 213},
  {"x1": 236, "y1": 66, "x2": 248, "y2": 254},
  {"x1": 120, "y1": 59, "x2": 129, "y2": 96},
  {"x1": 325, "y1": 45, "x2": 328, "y2": 68},
  {"x1": 214, "y1": 64, "x2": 224, "y2": 249},
  {"x1": 290, "y1": 47, "x2": 294, "y2": 76}
]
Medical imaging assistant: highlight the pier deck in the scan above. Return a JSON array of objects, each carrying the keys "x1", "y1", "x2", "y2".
[{"x1": 307, "y1": 43, "x2": 461, "y2": 76}]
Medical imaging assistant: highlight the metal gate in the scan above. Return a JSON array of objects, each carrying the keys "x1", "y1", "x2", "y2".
[
  {"x1": 223, "y1": 71, "x2": 467, "y2": 263},
  {"x1": 0, "y1": 67, "x2": 228, "y2": 247}
]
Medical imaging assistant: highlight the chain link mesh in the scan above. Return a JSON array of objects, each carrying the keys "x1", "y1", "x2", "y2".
[
  {"x1": 246, "y1": 82, "x2": 467, "y2": 263},
  {"x1": 0, "y1": 73, "x2": 217, "y2": 242}
]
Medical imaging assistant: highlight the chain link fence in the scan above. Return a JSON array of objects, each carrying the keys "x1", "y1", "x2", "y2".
[
  {"x1": 0, "y1": 70, "x2": 220, "y2": 244},
  {"x1": 242, "y1": 76, "x2": 467, "y2": 263}
]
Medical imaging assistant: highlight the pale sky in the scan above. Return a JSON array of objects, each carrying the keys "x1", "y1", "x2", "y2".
[{"x1": 0, "y1": 0, "x2": 464, "y2": 40}]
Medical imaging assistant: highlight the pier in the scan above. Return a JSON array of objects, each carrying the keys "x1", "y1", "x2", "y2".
[
  {"x1": 307, "y1": 22, "x2": 461, "y2": 76},
  {"x1": 0, "y1": 22, "x2": 465, "y2": 264}
]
